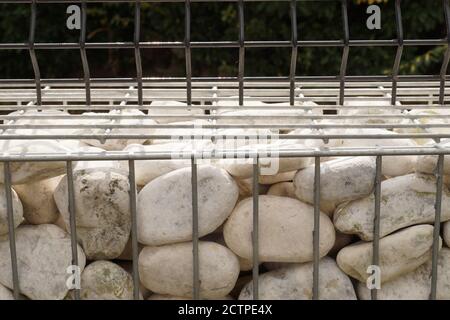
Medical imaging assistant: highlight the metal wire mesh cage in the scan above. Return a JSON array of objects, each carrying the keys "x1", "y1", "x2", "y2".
[{"x1": 0, "y1": 0, "x2": 449, "y2": 301}]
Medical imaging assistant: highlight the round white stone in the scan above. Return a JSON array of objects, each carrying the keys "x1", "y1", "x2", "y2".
[
  {"x1": 137, "y1": 165, "x2": 239, "y2": 246},
  {"x1": 139, "y1": 241, "x2": 240, "y2": 299},
  {"x1": 223, "y1": 195, "x2": 335, "y2": 263}
]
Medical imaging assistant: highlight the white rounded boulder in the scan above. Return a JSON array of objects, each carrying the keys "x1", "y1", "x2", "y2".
[
  {"x1": 223, "y1": 195, "x2": 335, "y2": 263},
  {"x1": 139, "y1": 241, "x2": 240, "y2": 299},
  {"x1": 137, "y1": 165, "x2": 239, "y2": 246}
]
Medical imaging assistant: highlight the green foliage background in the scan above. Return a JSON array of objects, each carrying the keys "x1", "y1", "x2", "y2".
[{"x1": 0, "y1": 0, "x2": 447, "y2": 79}]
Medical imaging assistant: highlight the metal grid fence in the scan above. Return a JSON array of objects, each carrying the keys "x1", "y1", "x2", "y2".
[{"x1": 0, "y1": 0, "x2": 449, "y2": 301}]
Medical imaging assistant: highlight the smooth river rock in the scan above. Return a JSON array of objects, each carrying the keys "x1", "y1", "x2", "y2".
[
  {"x1": 147, "y1": 100, "x2": 204, "y2": 124},
  {"x1": 0, "y1": 224, "x2": 86, "y2": 300},
  {"x1": 294, "y1": 157, "x2": 376, "y2": 215},
  {"x1": 220, "y1": 143, "x2": 312, "y2": 179},
  {"x1": 79, "y1": 261, "x2": 136, "y2": 300},
  {"x1": 334, "y1": 173, "x2": 450, "y2": 240},
  {"x1": 139, "y1": 241, "x2": 240, "y2": 299},
  {"x1": 0, "y1": 140, "x2": 71, "y2": 184},
  {"x1": 357, "y1": 248, "x2": 450, "y2": 300},
  {"x1": 223, "y1": 195, "x2": 335, "y2": 263},
  {"x1": 54, "y1": 168, "x2": 131, "y2": 260},
  {"x1": 137, "y1": 165, "x2": 239, "y2": 246},
  {"x1": 337, "y1": 225, "x2": 440, "y2": 284},
  {"x1": 339, "y1": 129, "x2": 418, "y2": 177},
  {"x1": 78, "y1": 109, "x2": 156, "y2": 150},
  {"x1": 0, "y1": 185, "x2": 23, "y2": 236},
  {"x1": 239, "y1": 257, "x2": 356, "y2": 300},
  {"x1": 14, "y1": 176, "x2": 61, "y2": 225},
  {"x1": 416, "y1": 140, "x2": 450, "y2": 175},
  {"x1": 121, "y1": 142, "x2": 212, "y2": 186}
]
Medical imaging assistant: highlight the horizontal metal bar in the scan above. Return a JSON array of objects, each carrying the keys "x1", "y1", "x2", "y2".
[
  {"x1": 0, "y1": 39, "x2": 446, "y2": 51},
  {"x1": 0, "y1": 76, "x2": 449, "y2": 86},
  {"x1": 0, "y1": 132, "x2": 449, "y2": 140},
  {"x1": 3, "y1": 113, "x2": 450, "y2": 120},
  {"x1": 0, "y1": 146, "x2": 448, "y2": 162}
]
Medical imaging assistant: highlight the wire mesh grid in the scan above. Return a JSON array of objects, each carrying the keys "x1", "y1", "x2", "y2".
[{"x1": 0, "y1": 0, "x2": 449, "y2": 301}]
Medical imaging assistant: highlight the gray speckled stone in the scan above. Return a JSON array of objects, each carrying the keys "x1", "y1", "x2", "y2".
[
  {"x1": 79, "y1": 261, "x2": 138, "y2": 300},
  {"x1": 224, "y1": 195, "x2": 335, "y2": 263},
  {"x1": 334, "y1": 173, "x2": 450, "y2": 240},
  {"x1": 0, "y1": 185, "x2": 23, "y2": 236},
  {"x1": 357, "y1": 248, "x2": 450, "y2": 300},
  {"x1": 54, "y1": 168, "x2": 131, "y2": 260},
  {"x1": 337, "y1": 225, "x2": 440, "y2": 283},
  {"x1": 239, "y1": 257, "x2": 356, "y2": 300},
  {"x1": 0, "y1": 224, "x2": 86, "y2": 300},
  {"x1": 137, "y1": 165, "x2": 239, "y2": 246},
  {"x1": 139, "y1": 241, "x2": 240, "y2": 299}
]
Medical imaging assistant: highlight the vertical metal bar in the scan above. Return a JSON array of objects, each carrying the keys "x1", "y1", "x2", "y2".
[
  {"x1": 371, "y1": 155, "x2": 382, "y2": 300},
  {"x1": 4, "y1": 162, "x2": 20, "y2": 300},
  {"x1": 391, "y1": 0, "x2": 403, "y2": 105},
  {"x1": 29, "y1": 0, "x2": 41, "y2": 106},
  {"x1": 440, "y1": 0, "x2": 450, "y2": 105},
  {"x1": 312, "y1": 156, "x2": 320, "y2": 300},
  {"x1": 134, "y1": 0, "x2": 143, "y2": 106},
  {"x1": 430, "y1": 154, "x2": 444, "y2": 300},
  {"x1": 66, "y1": 161, "x2": 80, "y2": 301},
  {"x1": 252, "y1": 156, "x2": 259, "y2": 300},
  {"x1": 80, "y1": 0, "x2": 91, "y2": 106},
  {"x1": 128, "y1": 160, "x2": 140, "y2": 300},
  {"x1": 191, "y1": 156, "x2": 200, "y2": 300},
  {"x1": 339, "y1": 0, "x2": 349, "y2": 106},
  {"x1": 185, "y1": 0, "x2": 192, "y2": 105},
  {"x1": 289, "y1": 0, "x2": 298, "y2": 106},
  {"x1": 238, "y1": 0, "x2": 245, "y2": 106}
]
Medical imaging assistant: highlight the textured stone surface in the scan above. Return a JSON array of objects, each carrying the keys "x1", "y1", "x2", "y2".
[
  {"x1": 294, "y1": 157, "x2": 376, "y2": 215},
  {"x1": 139, "y1": 241, "x2": 240, "y2": 299},
  {"x1": 121, "y1": 142, "x2": 212, "y2": 186},
  {"x1": 224, "y1": 195, "x2": 335, "y2": 263},
  {"x1": 137, "y1": 165, "x2": 239, "y2": 246},
  {"x1": 334, "y1": 173, "x2": 450, "y2": 240},
  {"x1": 147, "y1": 101, "x2": 204, "y2": 124},
  {"x1": 0, "y1": 283, "x2": 13, "y2": 300},
  {"x1": 0, "y1": 224, "x2": 86, "y2": 300},
  {"x1": 0, "y1": 140, "x2": 70, "y2": 184},
  {"x1": 239, "y1": 257, "x2": 356, "y2": 300},
  {"x1": 79, "y1": 261, "x2": 137, "y2": 300},
  {"x1": 54, "y1": 168, "x2": 131, "y2": 260},
  {"x1": 78, "y1": 109, "x2": 156, "y2": 150},
  {"x1": 220, "y1": 144, "x2": 312, "y2": 179},
  {"x1": 337, "y1": 225, "x2": 440, "y2": 283},
  {"x1": 339, "y1": 129, "x2": 417, "y2": 177},
  {"x1": 14, "y1": 176, "x2": 61, "y2": 225},
  {"x1": 357, "y1": 248, "x2": 450, "y2": 300},
  {"x1": 0, "y1": 185, "x2": 23, "y2": 236}
]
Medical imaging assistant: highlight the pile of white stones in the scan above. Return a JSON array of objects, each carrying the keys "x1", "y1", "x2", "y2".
[{"x1": 0, "y1": 102, "x2": 450, "y2": 300}]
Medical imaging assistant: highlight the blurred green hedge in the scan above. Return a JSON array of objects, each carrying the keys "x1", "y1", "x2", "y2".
[{"x1": 0, "y1": 0, "x2": 447, "y2": 79}]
